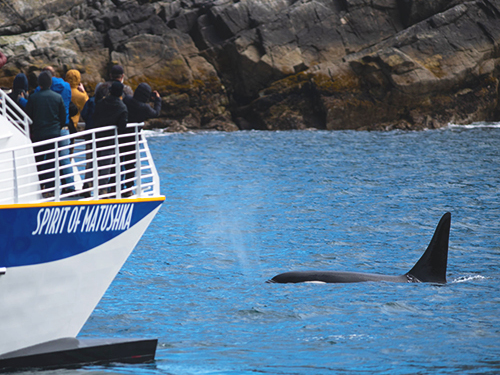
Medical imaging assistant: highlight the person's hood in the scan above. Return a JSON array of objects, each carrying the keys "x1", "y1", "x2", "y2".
[
  {"x1": 50, "y1": 76, "x2": 69, "y2": 93},
  {"x1": 133, "y1": 82, "x2": 151, "y2": 103},
  {"x1": 13, "y1": 73, "x2": 28, "y2": 92},
  {"x1": 110, "y1": 81, "x2": 124, "y2": 97},
  {"x1": 65, "y1": 69, "x2": 81, "y2": 89}
]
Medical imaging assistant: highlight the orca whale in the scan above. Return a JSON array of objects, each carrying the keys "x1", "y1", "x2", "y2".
[{"x1": 269, "y1": 212, "x2": 451, "y2": 284}]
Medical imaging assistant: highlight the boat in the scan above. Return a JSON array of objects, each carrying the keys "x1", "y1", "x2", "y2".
[{"x1": 0, "y1": 88, "x2": 165, "y2": 370}]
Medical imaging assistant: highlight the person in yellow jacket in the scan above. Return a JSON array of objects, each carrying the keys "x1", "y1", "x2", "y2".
[{"x1": 65, "y1": 69, "x2": 89, "y2": 128}]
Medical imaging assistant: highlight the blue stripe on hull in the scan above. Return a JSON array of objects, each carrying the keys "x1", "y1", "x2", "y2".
[{"x1": 0, "y1": 198, "x2": 164, "y2": 267}]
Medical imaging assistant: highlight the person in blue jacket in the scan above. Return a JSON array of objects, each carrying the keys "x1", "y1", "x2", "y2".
[{"x1": 35, "y1": 66, "x2": 75, "y2": 194}]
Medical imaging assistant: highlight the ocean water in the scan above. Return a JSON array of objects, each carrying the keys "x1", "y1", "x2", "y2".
[{"x1": 31, "y1": 125, "x2": 500, "y2": 374}]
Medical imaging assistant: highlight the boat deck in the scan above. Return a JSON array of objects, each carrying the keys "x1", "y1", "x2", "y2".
[{"x1": 0, "y1": 89, "x2": 161, "y2": 205}]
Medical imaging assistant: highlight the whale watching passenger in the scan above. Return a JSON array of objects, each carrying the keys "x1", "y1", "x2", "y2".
[
  {"x1": 8, "y1": 73, "x2": 29, "y2": 109},
  {"x1": 35, "y1": 66, "x2": 75, "y2": 194},
  {"x1": 80, "y1": 84, "x2": 101, "y2": 197},
  {"x1": 65, "y1": 69, "x2": 89, "y2": 129},
  {"x1": 26, "y1": 71, "x2": 66, "y2": 198},
  {"x1": 122, "y1": 83, "x2": 161, "y2": 196},
  {"x1": 93, "y1": 81, "x2": 128, "y2": 196},
  {"x1": 95, "y1": 65, "x2": 133, "y2": 101}
]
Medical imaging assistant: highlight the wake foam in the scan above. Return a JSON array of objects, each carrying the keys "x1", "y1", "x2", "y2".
[
  {"x1": 448, "y1": 122, "x2": 500, "y2": 129},
  {"x1": 451, "y1": 275, "x2": 486, "y2": 283}
]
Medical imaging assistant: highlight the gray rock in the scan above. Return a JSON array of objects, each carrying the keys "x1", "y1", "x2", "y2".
[{"x1": 0, "y1": 0, "x2": 498, "y2": 131}]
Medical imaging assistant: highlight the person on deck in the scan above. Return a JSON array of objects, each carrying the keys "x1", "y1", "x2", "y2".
[
  {"x1": 123, "y1": 83, "x2": 161, "y2": 123},
  {"x1": 8, "y1": 73, "x2": 29, "y2": 109},
  {"x1": 36, "y1": 66, "x2": 75, "y2": 194},
  {"x1": 121, "y1": 83, "x2": 162, "y2": 196},
  {"x1": 80, "y1": 83, "x2": 101, "y2": 132},
  {"x1": 92, "y1": 81, "x2": 128, "y2": 196},
  {"x1": 94, "y1": 65, "x2": 133, "y2": 101},
  {"x1": 65, "y1": 69, "x2": 89, "y2": 130},
  {"x1": 26, "y1": 71, "x2": 66, "y2": 198},
  {"x1": 80, "y1": 84, "x2": 101, "y2": 197},
  {"x1": 7, "y1": 73, "x2": 29, "y2": 124}
]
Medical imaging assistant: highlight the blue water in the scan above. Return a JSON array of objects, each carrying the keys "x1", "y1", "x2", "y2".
[{"x1": 43, "y1": 126, "x2": 500, "y2": 374}]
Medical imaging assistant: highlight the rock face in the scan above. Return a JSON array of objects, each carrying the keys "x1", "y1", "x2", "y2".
[{"x1": 0, "y1": 0, "x2": 499, "y2": 131}]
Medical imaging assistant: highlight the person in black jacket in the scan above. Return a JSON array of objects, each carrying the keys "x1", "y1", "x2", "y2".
[
  {"x1": 92, "y1": 81, "x2": 128, "y2": 195},
  {"x1": 80, "y1": 84, "x2": 101, "y2": 196},
  {"x1": 7, "y1": 73, "x2": 29, "y2": 124},
  {"x1": 123, "y1": 83, "x2": 161, "y2": 123},
  {"x1": 8, "y1": 73, "x2": 29, "y2": 108},
  {"x1": 26, "y1": 71, "x2": 66, "y2": 196},
  {"x1": 121, "y1": 83, "x2": 161, "y2": 196}
]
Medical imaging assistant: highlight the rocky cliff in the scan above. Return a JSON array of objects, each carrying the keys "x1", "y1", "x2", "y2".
[{"x1": 0, "y1": 0, "x2": 499, "y2": 131}]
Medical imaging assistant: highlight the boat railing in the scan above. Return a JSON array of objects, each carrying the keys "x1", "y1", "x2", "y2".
[
  {"x1": 0, "y1": 124, "x2": 161, "y2": 204},
  {"x1": 0, "y1": 89, "x2": 31, "y2": 138}
]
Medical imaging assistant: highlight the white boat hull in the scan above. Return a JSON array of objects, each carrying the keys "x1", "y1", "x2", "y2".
[
  {"x1": 0, "y1": 88, "x2": 165, "y2": 363},
  {"x1": 0, "y1": 199, "x2": 163, "y2": 355}
]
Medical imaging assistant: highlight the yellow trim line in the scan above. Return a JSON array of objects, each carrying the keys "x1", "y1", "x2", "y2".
[{"x1": 0, "y1": 196, "x2": 166, "y2": 209}]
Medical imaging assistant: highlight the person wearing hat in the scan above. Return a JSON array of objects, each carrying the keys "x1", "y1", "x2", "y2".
[
  {"x1": 92, "y1": 81, "x2": 128, "y2": 196},
  {"x1": 95, "y1": 65, "x2": 133, "y2": 101}
]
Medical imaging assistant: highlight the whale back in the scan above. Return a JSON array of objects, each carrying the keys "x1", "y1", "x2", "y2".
[
  {"x1": 406, "y1": 212, "x2": 450, "y2": 284},
  {"x1": 269, "y1": 271, "x2": 407, "y2": 284},
  {"x1": 269, "y1": 212, "x2": 451, "y2": 284}
]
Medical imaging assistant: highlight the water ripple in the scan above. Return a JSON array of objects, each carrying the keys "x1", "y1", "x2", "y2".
[{"x1": 75, "y1": 127, "x2": 500, "y2": 375}]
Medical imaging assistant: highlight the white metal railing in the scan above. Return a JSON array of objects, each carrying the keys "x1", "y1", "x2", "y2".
[
  {"x1": 0, "y1": 123, "x2": 161, "y2": 204},
  {"x1": 0, "y1": 89, "x2": 31, "y2": 137}
]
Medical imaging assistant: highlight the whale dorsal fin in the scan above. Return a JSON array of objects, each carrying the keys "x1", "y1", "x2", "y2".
[{"x1": 407, "y1": 212, "x2": 451, "y2": 284}]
